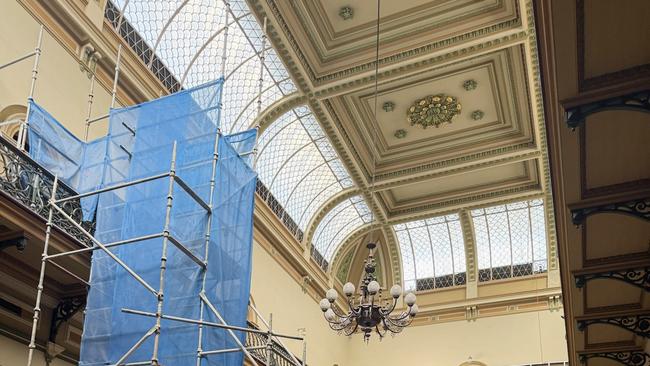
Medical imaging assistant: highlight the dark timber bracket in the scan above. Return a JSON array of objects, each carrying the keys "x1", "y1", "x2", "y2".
[
  {"x1": 574, "y1": 267, "x2": 650, "y2": 291},
  {"x1": 565, "y1": 90, "x2": 650, "y2": 129},
  {"x1": 577, "y1": 314, "x2": 650, "y2": 337},
  {"x1": 571, "y1": 198, "x2": 650, "y2": 226},
  {"x1": 579, "y1": 351, "x2": 650, "y2": 366}
]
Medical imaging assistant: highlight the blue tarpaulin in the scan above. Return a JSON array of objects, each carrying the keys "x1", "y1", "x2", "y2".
[{"x1": 28, "y1": 79, "x2": 257, "y2": 366}]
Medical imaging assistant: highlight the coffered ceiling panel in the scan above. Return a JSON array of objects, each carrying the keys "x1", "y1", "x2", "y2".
[
  {"x1": 334, "y1": 44, "x2": 534, "y2": 175},
  {"x1": 384, "y1": 159, "x2": 537, "y2": 211},
  {"x1": 269, "y1": 0, "x2": 519, "y2": 82}
]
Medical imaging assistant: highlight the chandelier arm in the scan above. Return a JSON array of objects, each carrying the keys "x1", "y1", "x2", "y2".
[
  {"x1": 374, "y1": 324, "x2": 387, "y2": 338},
  {"x1": 343, "y1": 321, "x2": 358, "y2": 336},
  {"x1": 379, "y1": 298, "x2": 398, "y2": 316},
  {"x1": 389, "y1": 310, "x2": 411, "y2": 322},
  {"x1": 329, "y1": 305, "x2": 351, "y2": 319}
]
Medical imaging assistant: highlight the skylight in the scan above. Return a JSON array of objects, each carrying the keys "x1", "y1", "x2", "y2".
[
  {"x1": 394, "y1": 214, "x2": 467, "y2": 292},
  {"x1": 109, "y1": 0, "x2": 296, "y2": 134},
  {"x1": 311, "y1": 196, "x2": 373, "y2": 270},
  {"x1": 256, "y1": 108, "x2": 353, "y2": 233},
  {"x1": 472, "y1": 199, "x2": 548, "y2": 282}
]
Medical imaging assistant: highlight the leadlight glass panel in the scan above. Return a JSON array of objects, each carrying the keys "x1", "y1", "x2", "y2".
[
  {"x1": 472, "y1": 199, "x2": 548, "y2": 282},
  {"x1": 311, "y1": 196, "x2": 373, "y2": 270},
  {"x1": 394, "y1": 214, "x2": 467, "y2": 292},
  {"x1": 107, "y1": 0, "x2": 296, "y2": 134}
]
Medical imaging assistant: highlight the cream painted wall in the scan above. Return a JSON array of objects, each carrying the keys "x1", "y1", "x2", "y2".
[
  {"x1": 0, "y1": 335, "x2": 73, "y2": 366},
  {"x1": 344, "y1": 310, "x2": 567, "y2": 366},
  {"x1": 0, "y1": 0, "x2": 114, "y2": 140},
  {"x1": 250, "y1": 241, "x2": 350, "y2": 366},
  {"x1": 251, "y1": 241, "x2": 567, "y2": 366}
]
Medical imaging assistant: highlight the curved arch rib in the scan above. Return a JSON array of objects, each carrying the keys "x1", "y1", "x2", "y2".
[
  {"x1": 303, "y1": 187, "x2": 360, "y2": 246},
  {"x1": 147, "y1": 0, "x2": 191, "y2": 69},
  {"x1": 179, "y1": 13, "x2": 250, "y2": 85}
]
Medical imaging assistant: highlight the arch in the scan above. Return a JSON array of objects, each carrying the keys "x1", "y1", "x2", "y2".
[
  {"x1": 256, "y1": 107, "x2": 355, "y2": 233},
  {"x1": 251, "y1": 92, "x2": 307, "y2": 133},
  {"x1": 302, "y1": 187, "x2": 359, "y2": 246},
  {"x1": 0, "y1": 104, "x2": 27, "y2": 142},
  {"x1": 328, "y1": 224, "x2": 403, "y2": 287}
]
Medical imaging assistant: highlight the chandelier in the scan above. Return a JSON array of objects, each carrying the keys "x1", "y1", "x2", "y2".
[{"x1": 319, "y1": 243, "x2": 418, "y2": 342}]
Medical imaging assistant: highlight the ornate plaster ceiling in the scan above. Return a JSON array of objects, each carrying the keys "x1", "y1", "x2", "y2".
[{"x1": 248, "y1": 0, "x2": 558, "y2": 311}]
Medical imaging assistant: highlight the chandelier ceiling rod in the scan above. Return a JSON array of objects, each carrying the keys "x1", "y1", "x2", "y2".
[{"x1": 319, "y1": 0, "x2": 418, "y2": 342}]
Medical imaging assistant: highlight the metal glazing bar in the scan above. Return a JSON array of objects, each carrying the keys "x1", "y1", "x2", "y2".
[
  {"x1": 45, "y1": 233, "x2": 164, "y2": 260},
  {"x1": 147, "y1": 0, "x2": 191, "y2": 69},
  {"x1": 179, "y1": 14, "x2": 248, "y2": 86},
  {"x1": 167, "y1": 235, "x2": 206, "y2": 269},
  {"x1": 26, "y1": 175, "x2": 57, "y2": 366},
  {"x1": 173, "y1": 175, "x2": 211, "y2": 213},
  {"x1": 49, "y1": 202, "x2": 159, "y2": 296},
  {"x1": 0, "y1": 50, "x2": 37, "y2": 70},
  {"x1": 54, "y1": 172, "x2": 169, "y2": 203},
  {"x1": 121, "y1": 307, "x2": 302, "y2": 340}
]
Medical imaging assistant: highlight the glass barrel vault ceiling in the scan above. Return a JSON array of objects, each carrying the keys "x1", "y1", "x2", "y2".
[
  {"x1": 106, "y1": 0, "x2": 371, "y2": 267},
  {"x1": 108, "y1": 0, "x2": 551, "y2": 288}
]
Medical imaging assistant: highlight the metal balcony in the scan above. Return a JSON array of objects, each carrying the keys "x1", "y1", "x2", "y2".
[{"x1": 0, "y1": 135, "x2": 94, "y2": 246}]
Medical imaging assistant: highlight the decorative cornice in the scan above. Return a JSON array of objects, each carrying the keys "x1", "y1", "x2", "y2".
[
  {"x1": 253, "y1": 91, "x2": 308, "y2": 132},
  {"x1": 388, "y1": 184, "x2": 543, "y2": 223},
  {"x1": 246, "y1": 0, "x2": 558, "y2": 291},
  {"x1": 259, "y1": 0, "x2": 522, "y2": 86}
]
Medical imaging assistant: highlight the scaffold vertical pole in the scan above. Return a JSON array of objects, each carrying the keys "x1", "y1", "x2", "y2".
[
  {"x1": 195, "y1": 3, "x2": 229, "y2": 364},
  {"x1": 302, "y1": 341, "x2": 307, "y2": 366},
  {"x1": 83, "y1": 73, "x2": 96, "y2": 141},
  {"x1": 195, "y1": 129, "x2": 221, "y2": 366},
  {"x1": 151, "y1": 141, "x2": 177, "y2": 365},
  {"x1": 18, "y1": 24, "x2": 43, "y2": 151},
  {"x1": 110, "y1": 45, "x2": 123, "y2": 109},
  {"x1": 26, "y1": 175, "x2": 58, "y2": 366},
  {"x1": 252, "y1": 16, "x2": 267, "y2": 170},
  {"x1": 266, "y1": 313, "x2": 273, "y2": 366}
]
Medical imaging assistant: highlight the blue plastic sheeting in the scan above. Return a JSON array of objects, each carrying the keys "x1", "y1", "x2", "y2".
[{"x1": 27, "y1": 79, "x2": 257, "y2": 366}]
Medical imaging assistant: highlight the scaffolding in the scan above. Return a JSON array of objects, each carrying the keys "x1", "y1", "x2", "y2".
[
  {"x1": 13, "y1": 3, "x2": 307, "y2": 364},
  {"x1": 0, "y1": 24, "x2": 43, "y2": 149},
  {"x1": 25, "y1": 136, "x2": 306, "y2": 365}
]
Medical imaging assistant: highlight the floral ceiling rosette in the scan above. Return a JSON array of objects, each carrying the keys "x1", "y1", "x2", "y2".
[{"x1": 407, "y1": 94, "x2": 461, "y2": 129}]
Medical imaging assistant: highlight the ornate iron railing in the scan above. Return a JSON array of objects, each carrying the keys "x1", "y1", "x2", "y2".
[
  {"x1": 0, "y1": 135, "x2": 94, "y2": 246},
  {"x1": 256, "y1": 180, "x2": 304, "y2": 243},
  {"x1": 245, "y1": 322, "x2": 302, "y2": 366},
  {"x1": 104, "y1": 1, "x2": 182, "y2": 93}
]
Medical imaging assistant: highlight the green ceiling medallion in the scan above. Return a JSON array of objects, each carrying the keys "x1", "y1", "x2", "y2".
[
  {"x1": 471, "y1": 110, "x2": 485, "y2": 120},
  {"x1": 407, "y1": 94, "x2": 461, "y2": 129},
  {"x1": 339, "y1": 6, "x2": 353, "y2": 20},
  {"x1": 463, "y1": 79, "x2": 478, "y2": 91},
  {"x1": 394, "y1": 129, "x2": 407, "y2": 139}
]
